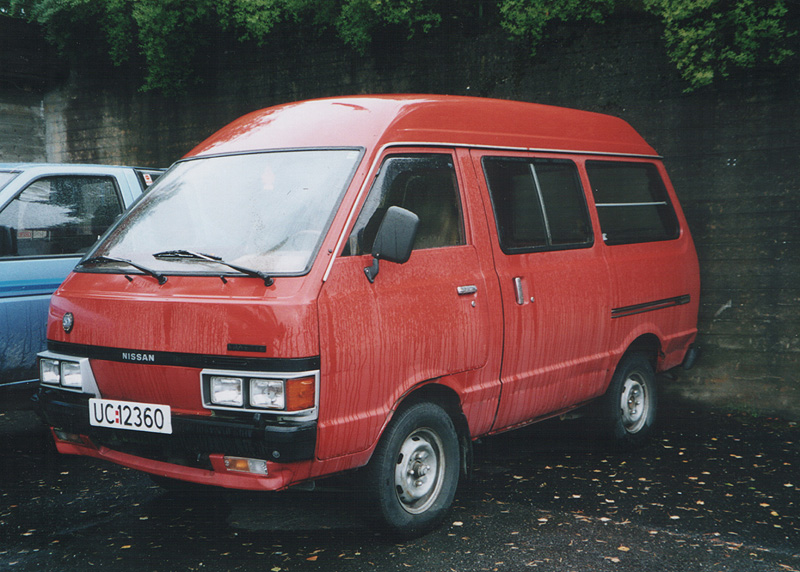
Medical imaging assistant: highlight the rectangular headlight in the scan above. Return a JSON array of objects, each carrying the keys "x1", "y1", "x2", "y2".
[
  {"x1": 40, "y1": 359, "x2": 61, "y2": 385},
  {"x1": 210, "y1": 376, "x2": 244, "y2": 407},
  {"x1": 250, "y1": 378, "x2": 285, "y2": 410},
  {"x1": 60, "y1": 361, "x2": 83, "y2": 388}
]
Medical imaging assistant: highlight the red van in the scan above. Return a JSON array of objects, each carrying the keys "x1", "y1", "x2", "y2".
[{"x1": 36, "y1": 95, "x2": 699, "y2": 535}]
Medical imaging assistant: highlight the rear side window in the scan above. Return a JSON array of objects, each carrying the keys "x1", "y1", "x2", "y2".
[
  {"x1": 0, "y1": 171, "x2": 19, "y2": 191},
  {"x1": 345, "y1": 154, "x2": 465, "y2": 256},
  {"x1": 586, "y1": 161, "x2": 679, "y2": 245},
  {"x1": 483, "y1": 157, "x2": 592, "y2": 253},
  {"x1": 0, "y1": 176, "x2": 123, "y2": 258}
]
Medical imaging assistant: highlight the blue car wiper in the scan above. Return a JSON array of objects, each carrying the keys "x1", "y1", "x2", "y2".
[
  {"x1": 81, "y1": 255, "x2": 167, "y2": 285},
  {"x1": 152, "y1": 249, "x2": 274, "y2": 286}
]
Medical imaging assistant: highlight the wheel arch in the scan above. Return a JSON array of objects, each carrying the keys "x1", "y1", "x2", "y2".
[
  {"x1": 622, "y1": 333, "x2": 662, "y2": 369},
  {"x1": 392, "y1": 382, "x2": 473, "y2": 478}
]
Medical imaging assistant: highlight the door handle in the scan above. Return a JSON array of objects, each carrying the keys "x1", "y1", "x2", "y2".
[
  {"x1": 457, "y1": 285, "x2": 478, "y2": 295},
  {"x1": 514, "y1": 277, "x2": 525, "y2": 305}
]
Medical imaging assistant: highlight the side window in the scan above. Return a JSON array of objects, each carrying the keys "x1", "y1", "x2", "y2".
[
  {"x1": 586, "y1": 161, "x2": 680, "y2": 245},
  {"x1": 0, "y1": 176, "x2": 123, "y2": 258},
  {"x1": 345, "y1": 154, "x2": 465, "y2": 256},
  {"x1": 483, "y1": 157, "x2": 592, "y2": 253}
]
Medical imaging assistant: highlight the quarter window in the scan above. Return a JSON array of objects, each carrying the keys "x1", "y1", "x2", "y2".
[
  {"x1": 0, "y1": 176, "x2": 122, "y2": 258},
  {"x1": 345, "y1": 154, "x2": 465, "y2": 256},
  {"x1": 586, "y1": 161, "x2": 680, "y2": 245},
  {"x1": 483, "y1": 157, "x2": 592, "y2": 253},
  {"x1": 0, "y1": 171, "x2": 19, "y2": 191}
]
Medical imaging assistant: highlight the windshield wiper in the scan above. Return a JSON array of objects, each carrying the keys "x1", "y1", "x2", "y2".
[
  {"x1": 81, "y1": 255, "x2": 167, "y2": 285},
  {"x1": 152, "y1": 249, "x2": 274, "y2": 286}
]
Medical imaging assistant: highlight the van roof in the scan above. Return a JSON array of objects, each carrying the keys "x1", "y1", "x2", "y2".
[{"x1": 188, "y1": 95, "x2": 658, "y2": 158}]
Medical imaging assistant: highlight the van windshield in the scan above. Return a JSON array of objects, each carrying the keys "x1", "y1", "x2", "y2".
[{"x1": 87, "y1": 149, "x2": 361, "y2": 277}]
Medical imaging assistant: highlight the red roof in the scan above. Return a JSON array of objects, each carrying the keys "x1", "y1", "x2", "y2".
[{"x1": 187, "y1": 95, "x2": 658, "y2": 158}]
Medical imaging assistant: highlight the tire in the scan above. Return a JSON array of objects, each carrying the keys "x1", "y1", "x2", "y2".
[
  {"x1": 598, "y1": 353, "x2": 658, "y2": 448},
  {"x1": 366, "y1": 402, "x2": 460, "y2": 537}
]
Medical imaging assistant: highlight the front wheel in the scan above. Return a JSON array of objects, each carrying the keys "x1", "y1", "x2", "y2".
[
  {"x1": 366, "y1": 402, "x2": 460, "y2": 537},
  {"x1": 597, "y1": 353, "x2": 658, "y2": 448}
]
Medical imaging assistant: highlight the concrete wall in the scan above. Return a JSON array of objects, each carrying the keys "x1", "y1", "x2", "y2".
[
  {"x1": 0, "y1": 89, "x2": 45, "y2": 162},
  {"x1": 2, "y1": 13, "x2": 798, "y2": 417},
  {"x1": 0, "y1": 15, "x2": 64, "y2": 162}
]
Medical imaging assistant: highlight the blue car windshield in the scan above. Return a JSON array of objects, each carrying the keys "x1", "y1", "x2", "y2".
[{"x1": 88, "y1": 149, "x2": 361, "y2": 276}]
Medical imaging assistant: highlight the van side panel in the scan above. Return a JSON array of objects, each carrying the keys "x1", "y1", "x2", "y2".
[
  {"x1": 492, "y1": 247, "x2": 614, "y2": 430},
  {"x1": 467, "y1": 150, "x2": 615, "y2": 432},
  {"x1": 595, "y1": 161, "x2": 700, "y2": 370}
]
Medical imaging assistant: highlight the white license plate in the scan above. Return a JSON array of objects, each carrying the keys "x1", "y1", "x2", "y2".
[{"x1": 89, "y1": 398, "x2": 172, "y2": 434}]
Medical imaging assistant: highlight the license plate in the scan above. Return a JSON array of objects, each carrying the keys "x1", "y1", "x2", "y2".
[{"x1": 89, "y1": 398, "x2": 172, "y2": 434}]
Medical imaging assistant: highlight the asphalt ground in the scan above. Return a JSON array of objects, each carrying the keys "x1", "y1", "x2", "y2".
[{"x1": 1, "y1": 384, "x2": 798, "y2": 571}]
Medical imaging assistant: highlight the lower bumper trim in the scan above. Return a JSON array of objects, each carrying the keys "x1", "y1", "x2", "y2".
[{"x1": 37, "y1": 387, "x2": 317, "y2": 466}]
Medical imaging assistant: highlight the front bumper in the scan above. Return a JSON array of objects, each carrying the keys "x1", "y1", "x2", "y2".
[{"x1": 36, "y1": 386, "x2": 317, "y2": 487}]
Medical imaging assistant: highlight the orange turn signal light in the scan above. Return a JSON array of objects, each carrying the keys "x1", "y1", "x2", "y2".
[{"x1": 286, "y1": 376, "x2": 315, "y2": 411}]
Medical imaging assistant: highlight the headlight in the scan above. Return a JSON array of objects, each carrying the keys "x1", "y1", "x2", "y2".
[
  {"x1": 202, "y1": 370, "x2": 317, "y2": 415},
  {"x1": 210, "y1": 376, "x2": 244, "y2": 406},
  {"x1": 61, "y1": 361, "x2": 83, "y2": 388},
  {"x1": 40, "y1": 359, "x2": 61, "y2": 385},
  {"x1": 250, "y1": 378, "x2": 284, "y2": 410}
]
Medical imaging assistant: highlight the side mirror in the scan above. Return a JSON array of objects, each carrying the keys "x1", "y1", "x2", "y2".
[{"x1": 364, "y1": 206, "x2": 419, "y2": 283}]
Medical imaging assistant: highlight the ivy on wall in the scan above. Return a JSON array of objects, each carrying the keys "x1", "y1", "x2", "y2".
[
  {"x1": 1, "y1": 0, "x2": 796, "y2": 94},
  {"x1": 643, "y1": 0, "x2": 796, "y2": 89}
]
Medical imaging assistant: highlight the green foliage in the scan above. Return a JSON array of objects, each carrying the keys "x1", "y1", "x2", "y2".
[
  {"x1": 499, "y1": 0, "x2": 614, "y2": 51},
  {"x1": 335, "y1": 0, "x2": 442, "y2": 51},
  {"x1": 6, "y1": 0, "x2": 447, "y2": 92},
  {"x1": 643, "y1": 0, "x2": 795, "y2": 89},
  {"x1": 4, "y1": 0, "x2": 797, "y2": 94}
]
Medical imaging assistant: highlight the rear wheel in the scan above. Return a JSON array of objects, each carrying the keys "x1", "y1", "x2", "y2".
[
  {"x1": 598, "y1": 353, "x2": 658, "y2": 448},
  {"x1": 366, "y1": 402, "x2": 460, "y2": 537}
]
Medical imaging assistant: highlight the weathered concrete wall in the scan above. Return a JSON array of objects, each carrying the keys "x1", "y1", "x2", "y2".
[
  {"x1": 0, "y1": 89, "x2": 45, "y2": 162},
  {"x1": 0, "y1": 16, "x2": 64, "y2": 162},
  {"x1": 2, "y1": 13, "x2": 799, "y2": 417}
]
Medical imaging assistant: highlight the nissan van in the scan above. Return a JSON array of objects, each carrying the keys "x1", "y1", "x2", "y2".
[{"x1": 36, "y1": 95, "x2": 699, "y2": 536}]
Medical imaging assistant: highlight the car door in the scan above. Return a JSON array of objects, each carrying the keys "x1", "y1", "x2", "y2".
[
  {"x1": 0, "y1": 173, "x2": 127, "y2": 386},
  {"x1": 471, "y1": 150, "x2": 614, "y2": 431},
  {"x1": 317, "y1": 149, "x2": 502, "y2": 459}
]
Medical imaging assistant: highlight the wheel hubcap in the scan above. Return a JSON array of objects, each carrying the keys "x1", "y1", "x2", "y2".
[
  {"x1": 620, "y1": 373, "x2": 649, "y2": 434},
  {"x1": 394, "y1": 428, "x2": 444, "y2": 514}
]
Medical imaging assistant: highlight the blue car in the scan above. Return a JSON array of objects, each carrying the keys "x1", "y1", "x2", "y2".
[{"x1": 0, "y1": 163, "x2": 162, "y2": 396}]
